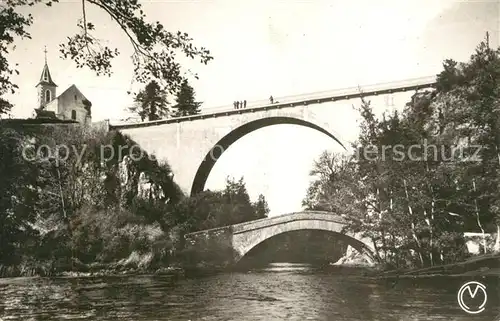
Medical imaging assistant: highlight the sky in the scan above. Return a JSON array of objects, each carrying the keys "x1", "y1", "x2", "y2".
[{"x1": 5, "y1": 0, "x2": 500, "y2": 216}]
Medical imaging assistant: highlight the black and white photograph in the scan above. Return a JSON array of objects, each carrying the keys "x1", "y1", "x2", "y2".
[{"x1": 0, "y1": 0, "x2": 500, "y2": 320}]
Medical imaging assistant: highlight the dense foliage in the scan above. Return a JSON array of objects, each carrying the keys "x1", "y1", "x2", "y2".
[
  {"x1": 130, "y1": 80, "x2": 170, "y2": 121},
  {"x1": 303, "y1": 38, "x2": 500, "y2": 269},
  {"x1": 172, "y1": 79, "x2": 202, "y2": 117},
  {"x1": 0, "y1": 124, "x2": 269, "y2": 276},
  {"x1": 174, "y1": 177, "x2": 269, "y2": 231}
]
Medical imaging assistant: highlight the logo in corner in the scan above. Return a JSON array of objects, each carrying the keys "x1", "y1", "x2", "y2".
[{"x1": 457, "y1": 281, "x2": 487, "y2": 314}]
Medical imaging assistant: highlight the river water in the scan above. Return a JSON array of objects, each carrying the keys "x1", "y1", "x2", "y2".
[{"x1": 0, "y1": 263, "x2": 498, "y2": 321}]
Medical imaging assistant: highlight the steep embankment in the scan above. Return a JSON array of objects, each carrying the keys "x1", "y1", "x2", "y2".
[
  {"x1": 331, "y1": 243, "x2": 500, "y2": 278},
  {"x1": 0, "y1": 122, "x2": 187, "y2": 277},
  {"x1": 379, "y1": 253, "x2": 500, "y2": 278}
]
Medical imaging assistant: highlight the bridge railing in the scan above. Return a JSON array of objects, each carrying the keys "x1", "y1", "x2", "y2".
[
  {"x1": 109, "y1": 76, "x2": 437, "y2": 128},
  {"x1": 230, "y1": 211, "x2": 346, "y2": 234},
  {"x1": 201, "y1": 76, "x2": 437, "y2": 115}
]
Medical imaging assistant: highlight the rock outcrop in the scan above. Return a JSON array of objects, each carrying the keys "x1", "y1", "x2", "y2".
[
  {"x1": 117, "y1": 155, "x2": 169, "y2": 205},
  {"x1": 331, "y1": 245, "x2": 376, "y2": 267}
]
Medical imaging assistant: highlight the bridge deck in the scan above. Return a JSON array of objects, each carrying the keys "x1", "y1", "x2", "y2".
[
  {"x1": 110, "y1": 76, "x2": 437, "y2": 130},
  {"x1": 185, "y1": 211, "x2": 347, "y2": 237}
]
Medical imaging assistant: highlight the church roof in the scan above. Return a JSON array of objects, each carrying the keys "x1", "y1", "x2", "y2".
[
  {"x1": 56, "y1": 84, "x2": 90, "y2": 102},
  {"x1": 36, "y1": 63, "x2": 57, "y2": 87}
]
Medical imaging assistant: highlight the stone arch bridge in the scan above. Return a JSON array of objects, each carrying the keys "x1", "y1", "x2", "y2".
[{"x1": 184, "y1": 211, "x2": 378, "y2": 266}]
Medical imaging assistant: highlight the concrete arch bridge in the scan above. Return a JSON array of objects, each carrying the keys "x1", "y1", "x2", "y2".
[{"x1": 111, "y1": 77, "x2": 436, "y2": 196}]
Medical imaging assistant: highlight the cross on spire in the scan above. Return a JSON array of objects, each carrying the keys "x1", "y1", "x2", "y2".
[{"x1": 37, "y1": 46, "x2": 57, "y2": 88}]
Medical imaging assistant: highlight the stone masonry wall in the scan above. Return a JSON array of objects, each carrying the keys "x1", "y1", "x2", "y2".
[{"x1": 183, "y1": 226, "x2": 237, "y2": 267}]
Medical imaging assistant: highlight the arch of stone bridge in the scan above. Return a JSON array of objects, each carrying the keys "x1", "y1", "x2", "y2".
[
  {"x1": 190, "y1": 116, "x2": 345, "y2": 195},
  {"x1": 231, "y1": 213, "x2": 377, "y2": 264}
]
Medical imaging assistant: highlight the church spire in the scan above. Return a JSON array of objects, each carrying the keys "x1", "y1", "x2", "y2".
[
  {"x1": 36, "y1": 46, "x2": 58, "y2": 109},
  {"x1": 36, "y1": 46, "x2": 57, "y2": 88}
]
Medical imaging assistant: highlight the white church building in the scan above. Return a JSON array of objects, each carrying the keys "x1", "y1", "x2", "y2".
[{"x1": 33, "y1": 52, "x2": 92, "y2": 125}]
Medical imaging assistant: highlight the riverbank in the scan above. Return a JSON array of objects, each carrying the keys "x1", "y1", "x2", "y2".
[
  {"x1": 376, "y1": 253, "x2": 500, "y2": 278},
  {"x1": 0, "y1": 261, "x2": 187, "y2": 279},
  {"x1": 0, "y1": 253, "x2": 236, "y2": 279},
  {"x1": 2, "y1": 252, "x2": 498, "y2": 279},
  {"x1": 329, "y1": 244, "x2": 500, "y2": 278}
]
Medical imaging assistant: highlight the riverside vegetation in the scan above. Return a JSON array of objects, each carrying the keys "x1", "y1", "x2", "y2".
[
  {"x1": 303, "y1": 38, "x2": 500, "y2": 274},
  {"x1": 2, "y1": 38, "x2": 500, "y2": 277},
  {"x1": 0, "y1": 123, "x2": 270, "y2": 277}
]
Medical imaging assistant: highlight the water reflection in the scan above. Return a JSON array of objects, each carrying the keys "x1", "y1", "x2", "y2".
[{"x1": 0, "y1": 265, "x2": 498, "y2": 320}]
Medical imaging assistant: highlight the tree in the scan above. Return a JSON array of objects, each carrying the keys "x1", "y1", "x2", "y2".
[
  {"x1": 1, "y1": 124, "x2": 186, "y2": 270},
  {"x1": 130, "y1": 80, "x2": 169, "y2": 121},
  {"x1": 0, "y1": 5, "x2": 32, "y2": 115},
  {"x1": 303, "y1": 93, "x2": 472, "y2": 269},
  {"x1": 0, "y1": 0, "x2": 213, "y2": 115},
  {"x1": 174, "y1": 176, "x2": 267, "y2": 232},
  {"x1": 221, "y1": 177, "x2": 256, "y2": 224},
  {"x1": 304, "y1": 36, "x2": 500, "y2": 266},
  {"x1": 0, "y1": 125, "x2": 39, "y2": 263},
  {"x1": 431, "y1": 37, "x2": 500, "y2": 252},
  {"x1": 172, "y1": 79, "x2": 201, "y2": 117},
  {"x1": 253, "y1": 194, "x2": 270, "y2": 219}
]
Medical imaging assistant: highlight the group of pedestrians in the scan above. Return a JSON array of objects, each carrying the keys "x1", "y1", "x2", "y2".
[
  {"x1": 233, "y1": 100, "x2": 247, "y2": 109},
  {"x1": 232, "y1": 95, "x2": 276, "y2": 110}
]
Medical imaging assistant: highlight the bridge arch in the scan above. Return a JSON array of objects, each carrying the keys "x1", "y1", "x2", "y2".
[
  {"x1": 190, "y1": 116, "x2": 345, "y2": 195},
  {"x1": 231, "y1": 211, "x2": 378, "y2": 264}
]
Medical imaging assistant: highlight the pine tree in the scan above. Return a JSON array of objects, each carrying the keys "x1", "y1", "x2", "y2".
[
  {"x1": 172, "y1": 79, "x2": 201, "y2": 117},
  {"x1": 253, "y1": 194, "x2": 270, "y2": 219},
  {"x1": 130, "y1": 80, "x2": 170, "y2": 121}
]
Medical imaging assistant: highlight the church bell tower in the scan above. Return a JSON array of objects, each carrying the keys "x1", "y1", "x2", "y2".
[{"x1": 35, "y1": 46, "x2": 57, "y2": 109}]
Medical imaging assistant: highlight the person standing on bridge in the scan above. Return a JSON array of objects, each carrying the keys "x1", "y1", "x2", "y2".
[
  {"x1": 243, "y1": 100, "x2": 247, "y2": 108},
  {"x1": 233, "y1": 101, "x2": 237, "y2": 109},
  {"x1": 269, "y1": 95, "x2": 274, "y2": 104}
]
